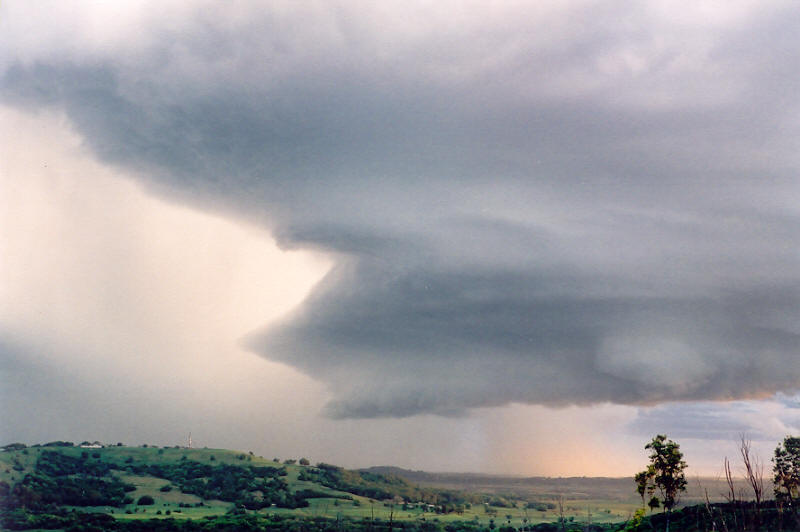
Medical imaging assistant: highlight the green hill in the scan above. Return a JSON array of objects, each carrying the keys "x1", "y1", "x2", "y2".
[
  {"x1": 5, "y1": 441, "x2": 788, "y2": 531},
  {"x1": 0, "y1": 441, "x2": 636, "y2": 530}
]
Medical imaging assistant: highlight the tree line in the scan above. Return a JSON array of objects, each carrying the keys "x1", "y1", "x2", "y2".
[{"x1": 631, "y1": 433, "x2": 800, "y2": 532}]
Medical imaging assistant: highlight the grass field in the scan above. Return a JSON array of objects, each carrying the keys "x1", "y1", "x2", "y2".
[{"x1": 0, "y1": 443, "x2": 758, "y2": 527}]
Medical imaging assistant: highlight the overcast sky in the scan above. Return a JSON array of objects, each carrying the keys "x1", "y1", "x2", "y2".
[{"x1": 2, "y1": 0, "x2": 800, "y2": 476}]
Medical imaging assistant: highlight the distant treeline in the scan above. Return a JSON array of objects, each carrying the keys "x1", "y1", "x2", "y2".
[
  {"x1": 9, "y1": 504, "x2": 800, "y2": 532},
  {"x1": 0, "y1": 509, "x2": 621, "y2": 532},
  {"x1": 302, "y1": 462, "x2": 524, "y2": 511}
]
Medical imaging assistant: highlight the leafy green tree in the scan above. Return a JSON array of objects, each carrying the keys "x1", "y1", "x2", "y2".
[
  {"x1": 773, "y1": 436, "x2": 800, "y2": 510},
  {"x1": 636, "y1": 435, "x2": 687, "y2": 532},
  {"x1": 623, "y1": 508, "x2": 646, "y2": 531},
  {"x1": 634, "y1": 470, "x2": 653, "y2": 509}
]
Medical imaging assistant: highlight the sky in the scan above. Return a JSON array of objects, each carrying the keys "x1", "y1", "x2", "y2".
[{"x1": 1, "y1": 0, "x2": 800, "y2": 477}]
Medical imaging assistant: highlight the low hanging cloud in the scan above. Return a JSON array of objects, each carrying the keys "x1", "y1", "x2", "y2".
[{"x1": 3, "y1": 1, "x2": 800, "y2": 418}]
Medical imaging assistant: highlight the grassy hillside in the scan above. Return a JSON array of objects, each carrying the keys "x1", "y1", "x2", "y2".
[
  {"x1": 8, "y1": 441, "x2": 778, "y2": 531},
  {"x1": 0, "y1": 441, "x2": 646, "y2": 530}
]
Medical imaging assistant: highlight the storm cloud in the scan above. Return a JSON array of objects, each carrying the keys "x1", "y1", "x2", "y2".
[{"x1": 3, "y1": 1, "x2": 800, "y2": 418}]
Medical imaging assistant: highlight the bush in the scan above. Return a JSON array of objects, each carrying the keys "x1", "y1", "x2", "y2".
[{"x1": 137, "y1": 495, "x2": 155, "y2": 505}]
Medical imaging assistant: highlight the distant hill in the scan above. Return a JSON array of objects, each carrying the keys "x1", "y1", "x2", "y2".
[
  {"x1": 362, "y1": 465, "x2": 633, "y2": 489},
  {"x1": 360, "y1": 466, "x2": 741, "y2": 506}
]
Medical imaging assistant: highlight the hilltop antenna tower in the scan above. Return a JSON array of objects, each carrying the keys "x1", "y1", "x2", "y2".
[{"x1": 188, "y1": 432, "x2": 192, "y2": 449}]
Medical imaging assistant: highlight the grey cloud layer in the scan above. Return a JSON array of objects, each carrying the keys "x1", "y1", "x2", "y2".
[{"x1": 5, "y1": 2, "x2": 800, "y2": 417}]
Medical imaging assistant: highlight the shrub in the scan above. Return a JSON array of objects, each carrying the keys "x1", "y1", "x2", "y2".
[{"x1": 137, "y1": 495, "x2": 155, "y2": 505}]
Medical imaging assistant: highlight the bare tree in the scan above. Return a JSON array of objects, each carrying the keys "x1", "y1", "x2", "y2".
[
  {"x1": 557, "y1": 494, "x2": 566, "y2": 532},
  {"x1": 723, "y1": 456, "x2": 743, "y2": 532},
  {"x1": 703, "y1": 484, "x2": 727, "y2": 532},
  {"x1": 739, "y1": 434, "x2": 764, "y2": 506},
  {"x1": 723, "y1": 456, "x2": 737, "y2": 504}
]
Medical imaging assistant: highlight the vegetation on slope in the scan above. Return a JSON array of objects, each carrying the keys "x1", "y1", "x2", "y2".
[
  {"x1": 0, "y1": 442, "x2": 637, "y2": 530},
  {"x1": 9, "y1": 437, "x2": 800, "y2": 531}
]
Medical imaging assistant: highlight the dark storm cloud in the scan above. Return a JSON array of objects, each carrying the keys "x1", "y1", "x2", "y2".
[{"x1": 4, "y1": 2, "x2": 800, "y2": 418}]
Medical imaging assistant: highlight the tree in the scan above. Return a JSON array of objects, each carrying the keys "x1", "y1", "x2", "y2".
[
  {"x1": 739, "y1": 435, "x2": 765, "y2": 532},
  {"x1": 137, "y1": 495, "x2": 155, "y2": 505},
  {"x1": 773, "y1": 436, "x2": 800, "y2": 509},
  {"x1": 636, "y1": 435, "x2": 687, "y2": 532},
  {"x1": 635, "y1": 470, "x2": 653, "y2": 509},
  {"x1": 299, "y1": 457, "x2": 310, "y2": 466}
]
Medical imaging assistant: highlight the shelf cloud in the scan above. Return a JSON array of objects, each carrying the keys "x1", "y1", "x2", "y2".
[{"x1": 3, "y1": 1, "x2": 800, "y2": 419}]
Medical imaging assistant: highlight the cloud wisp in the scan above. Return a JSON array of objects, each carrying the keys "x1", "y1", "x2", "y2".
[{"x1": 3, "y1": 1, "x2": 800, "y2": 419}]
